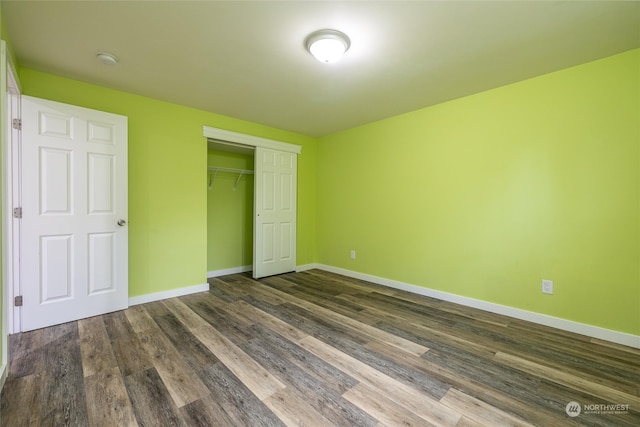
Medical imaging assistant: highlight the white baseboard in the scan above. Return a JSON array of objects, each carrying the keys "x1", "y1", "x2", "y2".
[
  {"x1": 315, "y1": 264, "x2": 640, "y2": 350},
  {"x1": 208, "y1": 263, "x2": 320, "y2": 277},
  {"x1": 207, "y1": 265, "x2": 252, "y2": 278},
  {"x1": 296, "y1": 263, "x2": 321, "y2": 272},
  {"x1": 128, "y1": 283, "x2": 209, "y2": 306}
]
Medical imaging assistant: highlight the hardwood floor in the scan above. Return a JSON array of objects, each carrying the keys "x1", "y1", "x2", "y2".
[{"x1": 2, "y1": 269, "x2": 639, "y2": 426}]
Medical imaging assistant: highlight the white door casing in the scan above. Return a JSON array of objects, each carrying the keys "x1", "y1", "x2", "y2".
[
  {"x1": 6, "y1": 47, "x2": 22, "y2": 334},
  {"x1": 253, "y1": 147, "x2": 297, "y2": 279},
  {"x1": 20, "y1": 96, "x2": 128, "y2": 331}
]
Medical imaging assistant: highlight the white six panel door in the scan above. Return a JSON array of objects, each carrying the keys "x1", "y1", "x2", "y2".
[
  {"x1": 20, "y1": 96, "x2": 128, "y2": 331},
  {"x1": 253, "y1": 147, "x2": 297, "y2": 279}
]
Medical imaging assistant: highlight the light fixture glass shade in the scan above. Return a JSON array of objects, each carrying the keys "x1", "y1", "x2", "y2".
[{"x1": 305, "y1": 29, "x2": 350, "y2": 64}]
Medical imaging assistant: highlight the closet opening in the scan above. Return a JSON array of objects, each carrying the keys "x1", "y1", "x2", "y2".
[
  {"x1": 203, "y1": 126, "x2": 301, "y2": 279},
  {"x1": 207, "y1": 140, "x2": 255, "y2": 278}
]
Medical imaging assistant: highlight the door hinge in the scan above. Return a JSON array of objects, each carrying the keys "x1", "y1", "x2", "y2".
[
  {"x1": 13, "y1": 207, "x2": 22, "y2": 219},
  {"x1": 14, "y1": 296, "x2": 23, "y2": 307},
  {"x1": 12, "y1": 118, "x2": 21, "y2": 130}
]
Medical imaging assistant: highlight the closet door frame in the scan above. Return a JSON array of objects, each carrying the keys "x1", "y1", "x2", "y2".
[{"x1": 202, "y1": 126, "x2": 301, "y2": 279}]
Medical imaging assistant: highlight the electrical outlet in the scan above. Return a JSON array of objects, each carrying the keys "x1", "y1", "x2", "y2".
[
  {"x1": 350, "y1": 250, "x2": 356, "y2": 260},
  {"x1": 542, "y1": 279, "x2": 553, "y2": 295}
]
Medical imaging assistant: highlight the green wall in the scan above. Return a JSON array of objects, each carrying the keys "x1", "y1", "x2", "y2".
[
  {"x1": 207, "y1": 150, "x2": 253, "y2": 272},
  {"x1": 19, "y1": 68, "x2": 317, "y2": 297},
  {"x1": 317, "y1": 49, "x2": 640, "y2": 335}
]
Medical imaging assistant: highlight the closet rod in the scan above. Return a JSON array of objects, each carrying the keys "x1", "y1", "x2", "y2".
[
  {"x1": 208, "y1": 166, "x2": 254, "y2": 190},
  {"x1": 207, "y1": 166, "x2": 254, "y2": 174}
]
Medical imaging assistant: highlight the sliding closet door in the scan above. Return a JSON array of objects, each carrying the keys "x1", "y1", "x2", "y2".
[{"x1": 253, "y1": 147, "x2": 297, "y2": 279}]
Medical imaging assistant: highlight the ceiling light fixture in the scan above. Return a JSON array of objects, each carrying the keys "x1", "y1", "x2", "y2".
[
  {"x1": 96, "y1": 52, "x2": 118, "y2": 65},
  {"x1": 305, "y1": 29, "x2": 350, "y2": 64}
]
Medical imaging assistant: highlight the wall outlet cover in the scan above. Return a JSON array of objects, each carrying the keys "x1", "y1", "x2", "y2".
[{"x1": 542, "y1": 279, "x2": 553, "y2": 295}]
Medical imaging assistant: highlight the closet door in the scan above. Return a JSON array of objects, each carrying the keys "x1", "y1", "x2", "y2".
[{"x1": 253, "y1": 147, "x2": 296, "y2": 278}]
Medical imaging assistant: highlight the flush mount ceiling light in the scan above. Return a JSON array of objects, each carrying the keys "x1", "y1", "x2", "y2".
[
  {"x1": 305, "y1": 29, "x2": 350, "y2": 64},
  {"x1": 96, "y1": 52, "x2": 118, "y2": 65}
]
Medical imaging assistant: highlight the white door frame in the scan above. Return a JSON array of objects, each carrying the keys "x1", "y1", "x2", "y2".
[
  {"x1": 2, "y1": 40, "x2": 22, "y2": 338},
  {"x1": 203, "y1": 126, "x2": 302, "y2": 156},
  {"x1": 0, "y1": 39, "x2": 8, "y2": 386},
  {"x1": 202, "y1": 126, "x2": 301, "y2": 277}
]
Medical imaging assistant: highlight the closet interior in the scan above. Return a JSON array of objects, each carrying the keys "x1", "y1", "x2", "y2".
[{"x1": 207, "y1": 141, "x2": 254, "y2": 276}]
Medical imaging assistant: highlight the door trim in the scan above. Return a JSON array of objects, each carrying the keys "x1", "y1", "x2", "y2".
[
  {"x1": 2, "y1": 40, "x2": 22, "y2": 340},
  {"x1": 203, "y1": 126, "x2": 302, "y2": 155},
  {"x1": 0, "y1": 39, "x2": 7, "y2": 389}
]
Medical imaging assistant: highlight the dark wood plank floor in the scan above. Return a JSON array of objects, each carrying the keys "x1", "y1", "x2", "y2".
[{"x1": 2, "y1": 269, "x2": 639, "y2": 426}]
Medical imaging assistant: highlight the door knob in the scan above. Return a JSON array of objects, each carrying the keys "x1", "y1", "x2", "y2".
[{"x1": 117, "y1": 219, "x2": 127, "y2": 226}]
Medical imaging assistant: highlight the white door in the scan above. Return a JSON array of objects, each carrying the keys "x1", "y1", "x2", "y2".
[
  {"x1": 253, "y1": 147, "x2": 296, "y2": 279},
  {"x1": 20, "y1": 96, "x2": 128, "y2": 331}
]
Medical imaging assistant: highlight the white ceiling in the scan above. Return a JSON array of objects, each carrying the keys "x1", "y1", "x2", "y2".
[{"x1": 4, "y1": 1, "x2": 639, "y2": 137}]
